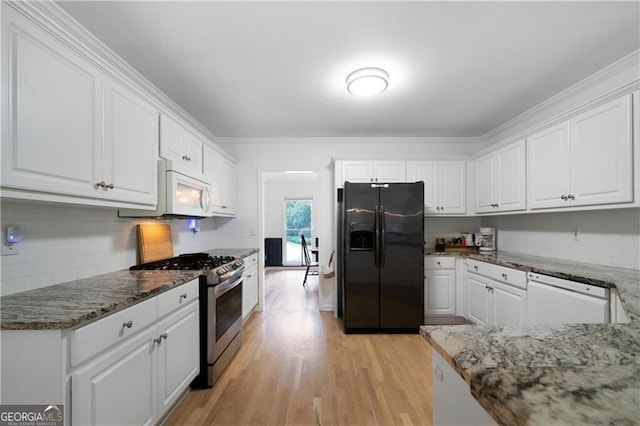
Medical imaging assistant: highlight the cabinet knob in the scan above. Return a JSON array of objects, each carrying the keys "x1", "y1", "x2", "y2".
[
  {"x1": 122, "y1": 320, "x2": 133, "y2": 329},
  {"x1": 182, "y1": 155, "x2": 188, "y2": 161},
  {"x1": 501, "y1": 273, "x2": 507, "y2": 279},
  {"x1": 567, "y1": 194, "x2": 575, "y2": 200},
  {"x1": 474, "y1": 265, "x2": 479, "y2": 271},
  {"x1": 436, "y1": 206, "x2": 440, "y2": 211},
  {"x1": 95, "y1": 181, "x2": 106, "y2": 188},
  {"x1": 440, "y1": 206, "x2": 444, "y2": 211},
  {"x1": 106, "y1": 183, "x2": 114, "y2": 190},
  {"x1": 561, "y1": 195, "x2": 568, "y2": 201},
  {"x1": 436, "y1": 261, "x2": 441, "y2": 266},
  {"x1": 180, "y1": 293, "x2": 188, "y2": 300}
]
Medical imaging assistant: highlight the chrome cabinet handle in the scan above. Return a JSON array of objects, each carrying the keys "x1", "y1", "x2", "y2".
[
  {"x1": 474, "y1": 265, "x2": 479, "y2": 271},
  {"x1": 96, "y1": 181, "x2": 106, "y2": 188},
  {"x1": 436, "y1": 261, "x2": 441, "y2": 266},
  {"x1": 561, "y1": 195, "x2": 568, "y2": 201},
  {"x1": 180, "y1": 293, "x2": 188, "y2": 300},
  {"x1": 440, "y1": 206, "x2": 444, "y2": 211},
  {"x1": 122, "y1": 321, "x2": 133, "y2": 329},
  {"x1": 501, "y1": 273, "x2": 507, "y2": 279},
  {"x1": 247, "y1": 274, "x2": 252, "y2": 278},
  {"x1": 106, "y1": 183, "x2": 114, "y2": 189},
  {"x1": 567, "y1": 194, "x2": 575, "y2": 200}
]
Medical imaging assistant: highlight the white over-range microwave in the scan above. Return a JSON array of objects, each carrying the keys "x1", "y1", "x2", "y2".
[{"x1": 119, "y1": 160, "x2": 212, "y2": 218}]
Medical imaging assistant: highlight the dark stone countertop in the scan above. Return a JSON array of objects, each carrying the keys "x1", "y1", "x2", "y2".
[{"x1": 1, "y1": 270, "x2": 201, "y2": 330}]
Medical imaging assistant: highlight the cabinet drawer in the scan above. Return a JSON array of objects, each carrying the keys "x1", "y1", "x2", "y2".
[
  {"x1": 425, "y1": 256, "x2": 455, "y2": 269},
  {"x1": 70, "y1": 297, "x2": 157, "y2": 367},
  {"x1": 243, "y1": 253, "x2": 258, "y2": 267},
  {"x1": 157, "y1": 278, "x2": 199, "y2": 319},
  {"x1": 466, "y1": 259, "x2": 527, "y2": 289}
]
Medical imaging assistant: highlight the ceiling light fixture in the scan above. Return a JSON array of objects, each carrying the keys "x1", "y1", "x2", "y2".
[{"x1": 346, "y1": 67, "x2": 389, "y2": 96}]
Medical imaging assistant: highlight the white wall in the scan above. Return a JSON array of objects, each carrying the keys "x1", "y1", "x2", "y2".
[
  {"x1": 0, "y1": 199, "x2": 230, "y2": 296},
  {"x1": 482, "y1": 208, "x2": 640, "y2": 270}
]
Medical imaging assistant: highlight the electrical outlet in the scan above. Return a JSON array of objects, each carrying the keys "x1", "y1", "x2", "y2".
[
  {"x1": 249, "y1": 227, "x2": 256, "y2": 237},
  {"x1": 572, "y1": 228, "x2": 580, "y2": 241},
  {"x1": 1, "y1": 243, "x2": 20, "y2": 256}
]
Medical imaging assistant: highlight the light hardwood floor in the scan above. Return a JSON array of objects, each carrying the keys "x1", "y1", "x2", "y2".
[{"x1": 165, "y1": 270, "x2": 433, "y2": 425}]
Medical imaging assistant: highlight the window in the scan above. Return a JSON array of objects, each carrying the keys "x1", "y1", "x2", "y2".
[{"x1": 284, "y1": 199, "x2": 312, "y2": 265}]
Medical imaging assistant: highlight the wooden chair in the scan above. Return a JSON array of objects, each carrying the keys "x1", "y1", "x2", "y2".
[{"x1": 301, "y1": 235, "x2": 318, "y2": 286}]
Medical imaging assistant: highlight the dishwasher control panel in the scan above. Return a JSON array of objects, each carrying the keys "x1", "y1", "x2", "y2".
[{"x1": 527, "y1": 272, "x2": 609, "y2": 299}]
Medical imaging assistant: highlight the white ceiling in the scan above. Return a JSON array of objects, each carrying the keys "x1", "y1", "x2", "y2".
[{"x1": 58, "y1": 1, "x2": 639, "y2": 138}]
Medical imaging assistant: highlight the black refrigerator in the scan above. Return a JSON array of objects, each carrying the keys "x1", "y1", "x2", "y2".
[{"x1": 341, "y1": 181, "x2": 424, "y2": 332}]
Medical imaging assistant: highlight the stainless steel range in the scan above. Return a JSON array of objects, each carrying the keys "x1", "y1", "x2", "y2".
[{"x1": 130, "y1": 252, "x2": 245, "y2": 387}]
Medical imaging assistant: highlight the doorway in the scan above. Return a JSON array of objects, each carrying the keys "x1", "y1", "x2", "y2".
[{"x1": 284, "y1": 198, "x2": 313, "y2": 265}]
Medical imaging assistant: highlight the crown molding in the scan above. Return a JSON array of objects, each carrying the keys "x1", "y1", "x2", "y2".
[
  {"x1": 481, "y1": 49, "x2": 640, "y2": 145},
  {"x1": 5, "y1": 0, "x2": 219, "y2": 145},
  {"x1": 216, "y1": 136, "x2": 481, "y2": 145}
]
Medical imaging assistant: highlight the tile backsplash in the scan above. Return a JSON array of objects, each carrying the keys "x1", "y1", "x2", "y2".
[
  {"x1": 482, "y1": 208, "x2": 640, "y2": 270},
  {"x1": 0, "y1": 200, "x2": 237, "y2": 296}
]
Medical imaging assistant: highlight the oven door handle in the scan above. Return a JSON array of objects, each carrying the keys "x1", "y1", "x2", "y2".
[{"x1": 213, "y1": 275, "x2": 243, "y2": 297}]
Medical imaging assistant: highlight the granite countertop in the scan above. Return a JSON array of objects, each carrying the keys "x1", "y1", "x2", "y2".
[
  {"x1": 421, "y1": 250, "x2": 640, "y2": 425},
  {"x1": 426, "y1": 250, "x2": 640, "y2": 321},
  {"x1": 422, "y1": 324, "x2": 640, "y2": 425},
  {"x1": 0, "y1": 270, "x2": 201, "y2": 330},
  {"x1": 0, "y1": 248, "x2": 260, "y2": 331}
]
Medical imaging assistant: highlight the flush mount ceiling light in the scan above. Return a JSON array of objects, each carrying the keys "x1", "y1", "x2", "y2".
[{"x1": 346, "y1": 67, "x2": 389, "y2": 96}]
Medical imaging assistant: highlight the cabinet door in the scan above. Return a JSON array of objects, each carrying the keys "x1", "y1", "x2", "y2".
[
  {"x1": 242, "y1": 265, "x2": 259, "y2": 319},
  {"x1": 495, "y1": 139, "x2": 526, "y2": 212},
  {"x1": 160, "y1": 115, "x2": 202, "y2": 177},
  {"x1": 73, "y1": 327, "x2": 157, "y2": 426},
  {"x1": 157, "y1": 302, "x2": 200, "y2": 417},
  {"x1": 219, "y1": 156, "x2": 237, "y2": 215},
  {"x1": 570, "y1": 95, "x2": 633, "y2": 207},
  {"x1": 440, "y1": 161, "x2": 466, "y2": 214},
  {"x1": 467, "y1": 274, "x2": 491, "y2": 325},
  {"x1": 475, "y1": 153, "x2": 495, "y2": 213},
  {"x1": 204, "y1": 144, "x2": 237, "y2": 216},
  {"x1": 425, "y1": 270, "x2": 455, "y2": 315},
  {"x1": 1, "y1": 11, "x2": 102, "y2": 198},
  {"x1": 373, "y1": 161, "x2": 406, "y2": 182},
  {"x1": 342, "y1": 161, "x2": 374, "y2": 182},
  {"x1": 102, "y1": 77, "x2": 158, "y2": 205},
  {"x1": 492, "y1": 282, "x2": 526, "y2": 325},
  {"x1": 407, "y1": 161, "x2": 439, "y2": 213},
  {"x1": 527, "y1": 122, "x2": 571, "y2": 209}
]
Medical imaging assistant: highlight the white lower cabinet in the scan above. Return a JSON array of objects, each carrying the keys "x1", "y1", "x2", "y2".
[
  {"x1": 424, "y1": 257, "x2": 456, "y2": 316},
  {"x1": 466, "y1": 260, "x2": 527, "y2": 326},
  {"x1": 157, "y1": 302, "x2": 200, "y2": 415},
  {"x1": 242, "y1": 253, "x2": 259, "y2": 319},
  {"x1": 0, "y1": 279, "x2": 199, "y2": 426},
  {"x1": 73, "y1": 327, "x2": 158, "y2": 426},
  {"x1": 432, "y1": 350, "x2": 496, "y2": 426}
]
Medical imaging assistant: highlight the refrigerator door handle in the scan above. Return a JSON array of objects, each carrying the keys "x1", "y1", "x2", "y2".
[
  {"x1": 374, "y1": 204, "x2": 380, "y2": 267},
  {"x1": 380, "y1": 205, "x2": 386, "y2": 268}
]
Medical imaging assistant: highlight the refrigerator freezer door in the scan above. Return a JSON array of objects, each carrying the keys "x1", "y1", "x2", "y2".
[
  {"x1": 343, "y1": 183, "x2": 379, "y2": 329},
  {"x1": 379, "y1": 183, "x2": 425, "y2": 329}
]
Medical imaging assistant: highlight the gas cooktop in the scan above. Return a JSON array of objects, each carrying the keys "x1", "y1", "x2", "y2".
[{"x1": 130, "y1": 252, "x2": 244, "y2": 285}]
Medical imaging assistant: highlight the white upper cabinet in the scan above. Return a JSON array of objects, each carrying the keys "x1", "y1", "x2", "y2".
[
  {"x1": 203, "y1": 143, "x2": 237, "y2": 216},
  {"x1": 1, "y1": 9, "x2": 102, "y2": 198},
  {"x1": 528, "y1": 95, "x2": 633, "y2": 210},
  {"x1": 569, "y1": 96, "x2": 633, "y2": 207},
  {"x1": 407, "y1": 161, "x2": 466, "y2": 215},
  {"x1": 475, "y1": 139, "x2": 526, "y2": 213},
  {"x1": 102, "y1": 77, "x2": 159, "y2": 205},
  {"x1": 160, "y1": 114, "x2": 205, "y2": 179},
  {"x1": 1, "y1": 8, "x2": 158, "y2": 207},
  {"x1": 341, "y1": 160, "x2": 406, "y2": 183}
]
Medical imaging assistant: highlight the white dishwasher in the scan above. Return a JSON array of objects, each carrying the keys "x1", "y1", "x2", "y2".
[{"x1": 527, "y1": 272, "x2": 609, "y2": 324}]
